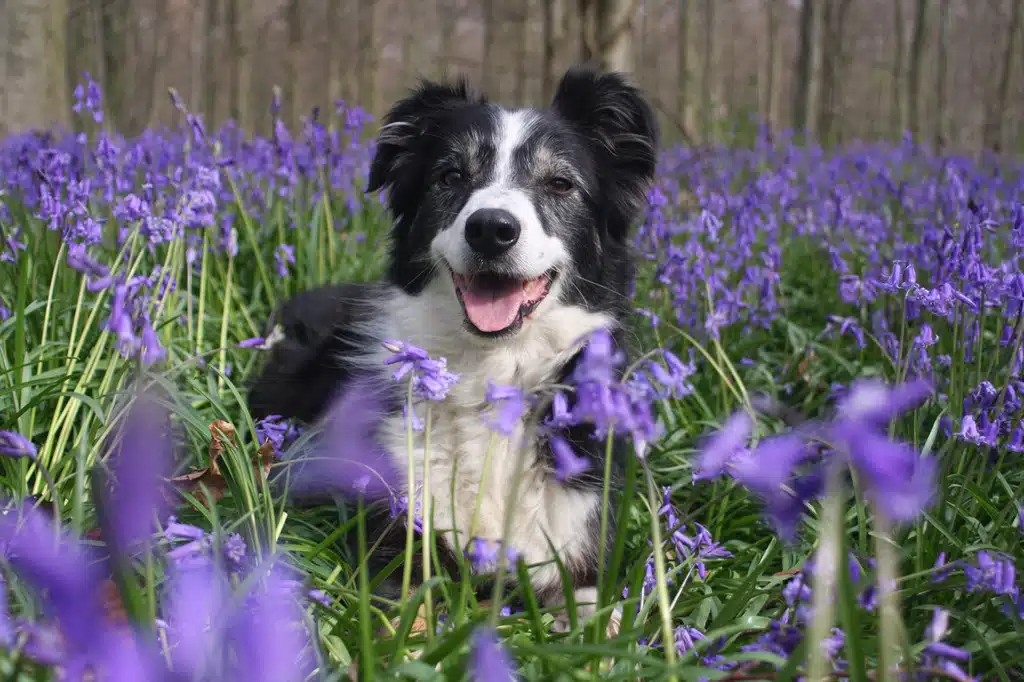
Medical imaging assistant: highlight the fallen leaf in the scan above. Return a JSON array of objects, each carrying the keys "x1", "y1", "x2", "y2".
[
  {"x1": 255, "y1": 439, "x2": 276, "y2": 480},
  {"x1": 166, "y1": 420, "x2": 236, "y2": 509},
  {"x1": 100, "y1": 579, "x2": 129, "y2": 626},
  {"x1": 167, "y1": 420, "x2": 280, "y2": 509},
  {"x1": 797, "y1": 350, "x2": 817, "y2": 383},
  {"x1": 206, "y1": 420, "x2": 235, "y2": 477}
]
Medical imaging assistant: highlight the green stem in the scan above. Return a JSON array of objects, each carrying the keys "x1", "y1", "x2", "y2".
[
  {"x1": 806, "y1": 462, "x2": 844, "y2": 682},
  {"x1": 874, "y1": 511, "x2": 902, "y2": 682},
  {"x1": 644, "y1": 470, "x2": 677, "y2": 678}
]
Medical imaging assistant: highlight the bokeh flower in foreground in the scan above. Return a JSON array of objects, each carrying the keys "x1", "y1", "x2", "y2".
[
  {"x1": 286, "y1": 376, "x2": 399, "y2": 502},
  {"x1": 695, "y1": 378, "x2": 936, "y2": 539},
  {"x1": 162, "y1": 557, "x2": 316, "y2": 682},
  {"x1": 97, "y1": 392, "x2": 177, "y2": 555},
  {"x1": 830, "y1": 378, "x2": 936, "y2": 521},
  {"x1": 0, "y1": 502, "x2": 114, "y2": 677},
  {"x1": 0, "y1": 430, "x2": 37, "y2": 460},
  {"x1": 466, "y1": 537, "x2": 521, "y2": 574},
  {"x1": 469, "y1": 627, "x2": 518, "y2": 682}
]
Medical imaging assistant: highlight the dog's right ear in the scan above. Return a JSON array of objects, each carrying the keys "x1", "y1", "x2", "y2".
[{"x1": 366, "y1": 79, "x2": 483, "y2": 199}]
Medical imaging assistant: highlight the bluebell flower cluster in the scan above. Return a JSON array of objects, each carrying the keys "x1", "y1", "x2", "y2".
[{"x1": 695, "y1": 378, "x2": 936, "y2": 540}]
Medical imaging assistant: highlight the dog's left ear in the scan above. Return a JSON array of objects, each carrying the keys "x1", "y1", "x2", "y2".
[{"x1": 551, "y1": 67, "x2": 659, "y2": 229}]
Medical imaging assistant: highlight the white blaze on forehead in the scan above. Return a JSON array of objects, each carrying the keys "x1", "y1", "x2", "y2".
[
  {"x1": 432, "y1": 108, "x2": 569, "y2": 279},
  {"x1": 492, "y1": 109, "x2": 535, "y2": 186}
]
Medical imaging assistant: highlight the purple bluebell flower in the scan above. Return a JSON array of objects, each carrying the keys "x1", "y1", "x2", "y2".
[
  {"x1": 484, "y1": 382, "x2": 527, "y2": 436},
  {"x1": 692, "y1": 410, "x2": 752, "y2": 481},
  {"x1": 98, "y1": 393, "x2": 175, "y2": 554},
  {"x1": 933, "y1": 552, "x2": 955, "y2": 583},
  {"x1": 823, "y1": 315, "x2": 866, "y2": 349},
  {"x1": 644, "y1": 348, "x2": 697, "y2": 398},
  {"x1": 162, "y1": 555, "x2": 316, "y2": 682},
  {"x1": 72, "y1": 72, "x2": 104, "y2": 123},
  {"x1": 834, "y1": 377, "x2": 932, "y2": 428},
  {"x1": 274, "y1": 243, "x2": 296, "y2": 278},
  {"x1": 0, "y1": 430, "x2": 37, "y2": 459},
  {"x1": 389, "y1": 490, "x2": 424, "y2": 534},
  {"x1": 830, "y1": 379, "x2": 937, "y2": 522},
  {"x1": 958, "y1": 415, "x2": 983, "y2": 444},
  {"x1": 164, "y1": 518, "x2": 213, "y2": 568},
  {"x1": 289, "y1": 377, "x2": 398, "y2": 502},
  {"x1": 963, "y1": 551, "x2": 1017, "y2": 596},
  {"x1": 920, "y1": 608, "x2": 975, "y2": 681},
  {"x1": 469, "y1": 627, "x2": 518, "y2": 682},
  {"x1": 0, "y1": 502, "x2": 115, "y2": 676},
  {"x1": 1, "y1": 227, "x2": 27, "y2": 263},
  {"x1": 254, "y1": 414, "x2": 301, "y2": 458},
  {"x1": 549, "y1": 435, "x2": 590, "y2": 480},
  {"x1": 383, "y1": 339, "x2": 460, "y2": 401},
  {"x1": 658, "y1": 488, "x2": 731, "y2": 577},
  {"x1": 674, "y1": 625, "x2": 705, "y2": 654},
  {"x1": 466, "y1": 537, "x2": 520, "y2": 573}
]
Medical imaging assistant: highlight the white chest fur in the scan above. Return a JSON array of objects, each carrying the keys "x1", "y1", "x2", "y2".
[{"x1": 359, "y1": 278, "x2": 613, "y2": 593}]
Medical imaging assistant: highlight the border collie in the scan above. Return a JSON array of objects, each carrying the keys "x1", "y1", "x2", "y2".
[{"x1": 248, "y1": 66, "x2": 659, "y2": 626}]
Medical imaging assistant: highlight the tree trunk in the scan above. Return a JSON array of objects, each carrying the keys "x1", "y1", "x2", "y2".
[
  {"x1": 100, "y1": 0, "x2": 131, "y2": 132},
  {"x1": 231, "y1": 0, "x2": 252, "y2": 130},
  {"x1": 0, "y1": 0, "x2": 70, "y2": 135},
  {"x1": 761, "y1": 0, "x2": 780, "y2": 131},
  {"x1": 542, "y1": 0, "x2": 557, "y2": 100},
  {"x1": 438, "y1": 0, "x2": 457, "y2": 78},
  {"x1": 817, "y1": 0, "x2": 854, "y2": 144},
  {"x1": 482, "y1": 0, "x2": 495, "y2": 92},
  {"x1": 134, "y1": 0, "x2": 167, "y2": 130},
  {"x1": 906, "y1": 0, "x2": 928, "y2": 139},
  {"x1": 401, "y1": 0, "x2": 415, "y2": 84},
  {"x1": 700, "y1": 0, "x2": 713, "y2": 141},
  {"x1": 594, "y1": 0, "x2": 634, "y2": 74},
  {"x1": 65, "y1": 1, "x2": 94, "y2": 129},
  {"x1": 286, "y1": 0, "x2": 303, "y2": 127},
  {"x1": 203, "y1": 0, "x2": 220, "y2": 126},
  {"x1": 805, "y1": 0, "x2": 824, "y2": 141},
  {"x1": 890, "y1": 0, "x2": 905, "y2": 138},
  {"x1": 790, "y1": 0, "x2": 815, "y2": 137},
  {"x1": 677, "y1": 0, "x2": 689, "y2": 124},
  {"x1": 932, "y1": 0, "x2": 950, "y2": 150},
  {"x1": 187, "y1": 0, "x2": 203, "y2": 116},
  {"x1": 514, "y1": 0, "x2": 529, "y2": 105},
  {"x1": 982, "y1": 0, "x2": 1022, "y2": 152},
  {"x1": 325, "y1": 0, "x2": 342, "y2": 107},
  {"x1": 579, "y1": 0, "x2": 596, "y2": 64},
  {"x1": 357, "y1": 0, "x2": 376, "y2": 110}
]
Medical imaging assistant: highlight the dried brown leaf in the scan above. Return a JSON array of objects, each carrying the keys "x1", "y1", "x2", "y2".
[
  {"x1": 100, "y1": 579, "x2": 129, "y2": 626},
  {"x1": 166, "y1": 420, "x2": 276, "y2": 509},
  {"x1": 255, "y1": 439, "x2": 276, "y2": 481},
  {"x1": 207, "y1": 419, "x2": 237, "y2": 476}
]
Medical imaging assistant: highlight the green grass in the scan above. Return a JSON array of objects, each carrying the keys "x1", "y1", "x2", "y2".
[{"x1": 1, "y1": 128, "x2": 1022, "y2": 681}]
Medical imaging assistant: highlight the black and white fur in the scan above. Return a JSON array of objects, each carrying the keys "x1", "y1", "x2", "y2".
[{"x1": 248, "y1": 66, "x2": 659, "y2": 624}]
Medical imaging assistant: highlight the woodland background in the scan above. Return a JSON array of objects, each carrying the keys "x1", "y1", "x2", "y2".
[{"x1": 0, "y1": 0, "x2": 1022, "y2": 153}]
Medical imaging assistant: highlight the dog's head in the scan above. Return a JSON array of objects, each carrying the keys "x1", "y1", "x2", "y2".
[{"x1": 367, "y1": 66, "x2": 659, "y2": 339}]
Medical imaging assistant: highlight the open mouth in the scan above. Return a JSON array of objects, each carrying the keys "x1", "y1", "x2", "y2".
[{"x1": 450, "y1": 269, "x2": 556, "y2": 335}]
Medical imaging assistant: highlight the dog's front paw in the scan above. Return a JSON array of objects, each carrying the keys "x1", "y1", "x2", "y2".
[{"x1": 549, "y1": 587, "x2": 599, "y2": 634}]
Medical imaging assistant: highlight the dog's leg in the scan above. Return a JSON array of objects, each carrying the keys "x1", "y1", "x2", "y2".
[{"x1": 247, "y1": 283, "x2": 382, "y2": 423}]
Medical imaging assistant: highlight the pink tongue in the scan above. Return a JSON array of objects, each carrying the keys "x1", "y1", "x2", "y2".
[{"x1": 461, "y1": 285, "x2": 527, "y2": 332}]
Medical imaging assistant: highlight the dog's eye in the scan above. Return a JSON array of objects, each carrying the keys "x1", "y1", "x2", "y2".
[
  {"x1": 440, "y1": 169, "x2": 464, "y2": 187},
  {"x1": 546, "y1": 177, "x2": 573, "y2": 194}
]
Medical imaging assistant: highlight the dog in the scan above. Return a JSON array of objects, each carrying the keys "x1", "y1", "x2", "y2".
[{"x1": 247, "y1": 66, "x2": 659, "y2": 627}]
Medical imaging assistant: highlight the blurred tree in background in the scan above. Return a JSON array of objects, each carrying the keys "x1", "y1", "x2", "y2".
[{"x1": 1, "y1": 0, "x2": 1022, "y2": 152}]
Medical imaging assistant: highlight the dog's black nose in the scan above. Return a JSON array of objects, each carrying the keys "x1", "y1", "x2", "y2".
[{"x1": 464, "y1": 209, "x2": 520, "y2": 259}]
